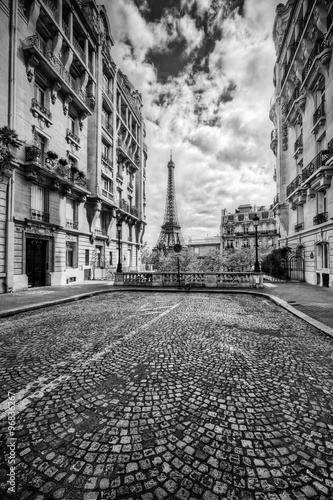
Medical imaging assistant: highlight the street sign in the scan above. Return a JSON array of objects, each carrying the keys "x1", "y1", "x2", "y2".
[{"x1": 173, "y1": 244, "x2": 182, "y2": 253}]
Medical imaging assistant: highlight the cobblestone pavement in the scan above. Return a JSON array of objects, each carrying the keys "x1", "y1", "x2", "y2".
[{"x1": 1, "y1": 293, "x2": 333, "y2": 500}]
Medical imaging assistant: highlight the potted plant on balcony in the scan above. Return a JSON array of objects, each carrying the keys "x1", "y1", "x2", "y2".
[
  {"x1": 46, "y1": 150, "x2": 58, "y2": 160},
  {"x1": 57, "y1": 158, "x2": 69, "y2": 177}
]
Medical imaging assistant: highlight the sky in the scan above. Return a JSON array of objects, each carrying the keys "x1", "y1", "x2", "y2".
[{"x1": 103, "y1": 0, "x2": 282, "y2": 249}]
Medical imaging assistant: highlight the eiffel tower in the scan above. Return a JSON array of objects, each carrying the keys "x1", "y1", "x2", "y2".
[{"x1": 155, "y1": 152, "x2": 186, "y2": 252}]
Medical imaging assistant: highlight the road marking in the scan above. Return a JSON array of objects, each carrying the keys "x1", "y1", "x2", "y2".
[{"x1": 0, "y1": 302, "x2": 181, "y2": 419}]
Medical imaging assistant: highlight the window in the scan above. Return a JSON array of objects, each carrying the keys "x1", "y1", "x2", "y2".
[
  {"x1": 66, "y1": 243, "x2": 77, "y2": 268},
  {"x1": 316, "y1": 190, "x2": 327, "y2": 215},
  {"x1": 103, "y1": 73, "x2": 109, "y2": 93},
  {"x1": 95, "y1": 245, "x2": 103, "y2": 268},
  {"x1": 102, "y1": 142, "x2": 109, "y2": 159},
  {"x1": 316, "y1": 243, "x2": 329, "y2": 269},
  {"x1": 35, "y1": 85, "x2": 45, "y2": 106},
  {"x1": 68, "y1": 115, "x2": 75, "y2": 134},
  {"x1": 66, "y1": 198, "x2": 78, "y2": 229},
  {"x1": 102, "y1": 175, "x2": 113, "y2": 195},
  {"x1": 31, "y1": 185, "x2": 48, "y2": 222},
  {"x1": 85, "y1": 249, "x2": 89, "y2": 266}
]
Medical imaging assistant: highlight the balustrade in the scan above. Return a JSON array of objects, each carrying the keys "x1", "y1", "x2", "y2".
[
  {"x1": 313, "y1": 212, "x2": 328, "y2": 225},
  {"x1": 286, "y1": 174, "x2": 303, "y2": 197},
  {"x1": 302, "y1": 150, "x2": 333, "y2": 183}
]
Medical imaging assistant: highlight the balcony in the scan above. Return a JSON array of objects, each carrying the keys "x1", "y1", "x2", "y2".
[
  {"x1": 295, "y1": 222, "x2": 304, "y2": 232},
  {"x1": 117, "y1": 138, "x2": 140, "y2": 172},
  {"x1": 66, "y1": 219, "x2": 78, "y2": 229},
  {"x1": 66, "y1": 129, "x2": 80, "y2": 150},
  {"x1": 311, "y1": 101, "x2": 326, "y2": 135},
  {"x1": 302, "y1": 38, "x2": 332, "y2": 89},
  {"x1": 302, "y1": 150, "x2": 333, "y2": 187},
  {"x1": 95, "y1": 228, "x2": 107, "y2": 236},
  {"x1": 293, "y1": 133, "x2": 303, "y2": 160},
  {"x1": 31, "y1": 209, "x2": 49, "y2": 223},
  {"x1": 22, "y1": 34, "x2": 92, "y2": 115},
  {"x1": 286, "y1": 174, "x2": 303, "y2": 198},
  {"x1": 102, "y1": 122, "x2": 114, "y2": 137},
  {"x1": 101, "y1": 154, "x2": 113, "y2": 171},
  {"x1": 313, "y1": 212, "x2": 328, "y2": 225},
  {"x1": 130, "y1": 206, "x2": 139, "y2": 218},
  {"x1": 119, "y1": 198, "x2": 129, "y2": 212},
  {"x1": 30, "y1": 98, "x2": 52, "y2": 127},
  {"x1": 101, "y1": 189, "x2": 114, "y2": 201},
  {"x1": 25, "y1": 146, "x2": 90, "y2": 196}
]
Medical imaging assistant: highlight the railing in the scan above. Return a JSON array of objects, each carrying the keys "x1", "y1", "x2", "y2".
[
  {"x1": 103, "y1": 122, "x2": 113, "y2": 136},
  {"x1": 287, "y1": 87, "x2": 299, "y2": 114},
  {"x1": 66, "y1": 129, "x2": 80, "y2": 145},
  {"x1": 95, "y1": 229, "x2": 107, "y2": 236},
  {"x1": 31, "y1": 209, "x2": 49, "y2": 222},
  {"x1": 302, "y1": 38, "x2": 324, "y2": 80},
  {"x1": 313, "y1": 101, "x2": 325, "y2": 125},
  {"x1": 62, "y1": 19, "x2": 70, "y2": 39},
  {"x1": 31, "y1": 98, "x2": 52, "y2": 120},
  {"x1": 116, "y1": 272, "x2": 263, "y2": 288},
  {"x1": 294, "y1": 133, "x2": 303, "y2": 152},
  {"x1": 119, "y1": 198, "x2": 129, "y2": 212},
  {"x1": 25, "y1": 146, "x2": 89, "y2": 189},
  {"x1": 295, "y1": 222, "x2": 304, "y2": 232},
  {"x1": 42, "y1": 0, "x2": 59, "y2": 20},
  {"x1": 302, "y1": 150, "x2": 333, "y2": 183},
  {"x1": 130, "y1": 206, "x2": 139, "y2": 217},
  {"x1": 101, "y1": 155, "x2": 113, "y2": 169},
  {"x1": 73, "y1": 37, "x2": 85, "y2": 63},
  {"x1": 313, "y1": 212, "x2": 328, "y2": 225},
  {"x1": 286, "y1": 174, "x2": 303, "y2": 197},
  {"x1": 23, "y1": 34, "x2": 89, "y2": 108},
  {"x1": 66, "y1": 219, "x2": 78, "y2": 229},
  {"x1": 102, "y1": 189, "x2": 113, "y2": 200}
]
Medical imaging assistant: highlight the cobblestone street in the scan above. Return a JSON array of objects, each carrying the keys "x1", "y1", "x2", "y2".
[{"x1": 1, "y1": 292, "x2": 333, "y2": 500}]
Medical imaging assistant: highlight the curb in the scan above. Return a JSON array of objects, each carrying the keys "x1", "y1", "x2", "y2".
[{"x1": 1, "y1": 286, "x2": 332, "y2": 339}]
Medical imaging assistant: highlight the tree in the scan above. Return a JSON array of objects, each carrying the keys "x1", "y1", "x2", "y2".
[{"x1": 0, "y1": 126, "x2": 25, "y2": 177}]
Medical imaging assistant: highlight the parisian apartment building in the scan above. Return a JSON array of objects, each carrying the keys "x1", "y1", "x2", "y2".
[
  {"x1": 270, "y1": 0, "x2": 333, "y2": 287},
  {"x1": 0, "y1": 0, "x2": 148, "y2": 292},
  {"x1": 221, "y1": 205, "x2": 279, "y2": 253}
]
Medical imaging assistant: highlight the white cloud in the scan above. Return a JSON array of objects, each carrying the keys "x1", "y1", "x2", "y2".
[{"x1": 101, "y1": 0, "x2": 282, "y2": 248}]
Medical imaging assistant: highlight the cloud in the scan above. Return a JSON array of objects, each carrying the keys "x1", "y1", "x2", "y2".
[{"x1": 101, "y1": 0, "x2": 281, "y2": 248}]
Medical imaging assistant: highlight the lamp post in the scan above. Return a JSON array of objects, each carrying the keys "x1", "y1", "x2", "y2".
[
  {"x1": 116, "y1": 219, "x2": 122, "y2": 272},
  {"x1": 253, "y1": 214, "x2": 260, "y2": 273}
]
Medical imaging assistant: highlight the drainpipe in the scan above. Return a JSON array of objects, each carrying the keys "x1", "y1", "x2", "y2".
[{"x1": 5, "y1": 0, "x2": 18, "y2": 292}]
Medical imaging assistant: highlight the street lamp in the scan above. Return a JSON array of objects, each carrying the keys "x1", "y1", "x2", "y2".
[
  {"x1": 253, "y1": 214, "x2": 260, "y2": 273},
  {"x1": 116, "y1": 219, "x2": 122, "y2": 272}
]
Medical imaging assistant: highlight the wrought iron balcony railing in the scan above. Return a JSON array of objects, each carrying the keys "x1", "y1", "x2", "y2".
[
  {"x1": 31, "y1": 98, "x2": 52, "y2": 120},
  {"x1": 302, "y1": 38, "x2": 325, "y2": 81},
  {"x1": 286, "y1": 174, "x2": 302, "y2": 197},
  {"x1": 302, "y1": 150, "x2": 333, "y2": 183},
  {"x1": 294, "y1": 133, "x2": 303, "y2": 152},
  {"x1": 313, "y1": 212, "x2": 328, "y2": 225},
  {"x1": 313, "y1": 101, "x2": 325, "y2": 125}
]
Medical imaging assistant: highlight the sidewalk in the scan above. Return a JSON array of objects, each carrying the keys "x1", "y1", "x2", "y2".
[{"x1": 0, "y1": 280, "x2": 332, "y2": 336}]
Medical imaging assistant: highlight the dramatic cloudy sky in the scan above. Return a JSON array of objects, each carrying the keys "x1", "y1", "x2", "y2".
[{"x1": 103, "y1": 0, "x2": 282, "y2": 248}]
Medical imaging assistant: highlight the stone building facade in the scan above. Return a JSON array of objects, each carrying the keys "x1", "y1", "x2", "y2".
[
  {"x1": 0, "y1": 0, "x2": 147, "y2": 292},
  {"x1": 270, "y1": 0, "x2": 333, "y2": 287},
  {"x1": 221, "y1": 205, "x2": 279, "y2": 253},
  {"x1": 187, "y1": 236, "x2": 221, "y2": 257}
]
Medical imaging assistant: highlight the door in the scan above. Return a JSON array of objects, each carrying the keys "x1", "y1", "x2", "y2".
[
  {"x1": 288, "y1": 255, "x2": 304, "y2": 282},
  {"x1": 26, "y1": 239, "x2": 47, "y2": 287}
]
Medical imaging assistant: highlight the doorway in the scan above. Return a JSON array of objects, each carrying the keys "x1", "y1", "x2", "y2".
[{"x1": 26, "y1": 238, "x2": 47, "y2": 287}]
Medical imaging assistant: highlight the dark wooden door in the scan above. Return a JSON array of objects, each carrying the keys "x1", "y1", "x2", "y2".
[{"x1": 26, "y1": 239, "x2": 46, "y2": 287}]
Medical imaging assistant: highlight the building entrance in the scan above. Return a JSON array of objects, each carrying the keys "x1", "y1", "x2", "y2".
[{"x1": 26, "y1": 238, "x2": 47, "y2": 287}]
